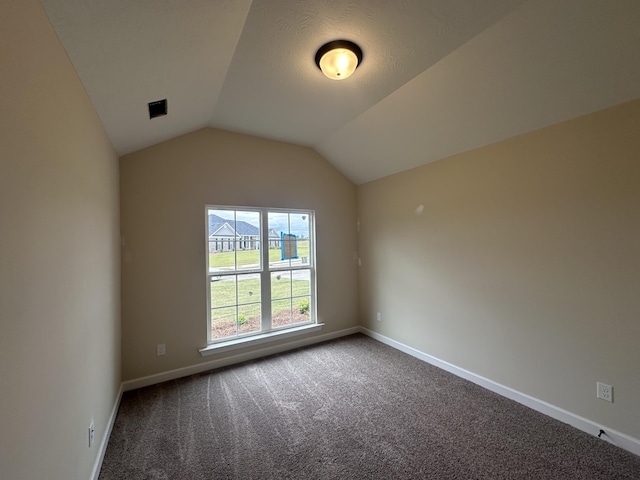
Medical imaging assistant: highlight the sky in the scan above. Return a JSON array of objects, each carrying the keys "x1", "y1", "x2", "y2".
[{"x1": 211, "y1": 209, "x2": 311, "y2": 238}]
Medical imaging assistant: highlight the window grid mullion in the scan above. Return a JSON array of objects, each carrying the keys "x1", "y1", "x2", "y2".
[
  {"x1": 260, "y1": 211, "x2": 271, "y2": 332},
  {"x1": 234, "y1": 275, "x2": 238, "y2": 337},
  {"x1": 289, "y1": 269, "x2": 293, "y2": 322}
]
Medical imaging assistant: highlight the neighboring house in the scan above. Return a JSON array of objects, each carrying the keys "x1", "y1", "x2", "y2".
[
  {"x1": 208, "y1": 214, "x2": 260, "y2": 252},
  {"x1": 268, "y1": 228, "x2": 280, "y2": 248},
  {"x1": 208, "y1": 215, "x2": 284, "y2": 252}
]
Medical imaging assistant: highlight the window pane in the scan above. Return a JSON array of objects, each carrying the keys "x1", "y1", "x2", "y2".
[
  {"x1": 212, "y1": 306, "x2": 236, "y2": 339},
  {"x1": 268, "y1": 211, "x2": 290, "y2": 269},
  {"x1": 272, "y1": 298, "x2": 292, "y2": 328},
  {"x1": 237, "y1": 274, "x2": 261, "y2": 335},
  {"x1": 271, "y1": 270, "x2": 310, "y2": 300},
  {"x1": 208, "y1": 209, "x2": 261, "y2": 273},
  {"x1": 210, "y1": 276, "x2": 236, "y2": 309},
  {"x1": 235, "y1": 241, "x2": 261, "y2": 270},
  {"x1": 238, "y1": 304, "x2": 261, "y2": 335},
  {"x1": 209, "y1": 250, "x2": 235, "y2": 273},
  {"x1": 271, "y1": 269, "x2": 311, "y2": 327},
  {"x1": 235, "y1": 210, "x2": 261, "y2": 271},
  {"x1": 237, "y1": 273, "x2": 260, "y2": 305},
  {"x1": 290, "y1": 213, "x2": 310, "y2": 267},
  {"x1": 294, "y1": 239, "x2": 310, "y2": 267},
  {"x1": 271, "y1": 271, "x2": 292, "y2": 300},
  {"x1": 291, "y1": 269, "x2": 310, "y2": 297},
  {"x1": 293, "y1": 296, "x2": 311, "y2": 324},
  {"x1": 208, "y1": 208, "x2": 237, "y2": 273}
]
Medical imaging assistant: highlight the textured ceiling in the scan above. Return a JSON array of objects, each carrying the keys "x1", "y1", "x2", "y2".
[
  {"x1": 210, "y1": 0, "x2": 525, "y2": 145},
  {"x1": 40, "y1": 0, "x2": 640, "y2": 184}
]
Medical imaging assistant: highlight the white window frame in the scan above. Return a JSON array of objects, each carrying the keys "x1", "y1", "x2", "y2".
[{"x1": 202, "y1": 205, "x2": 318, "y2": 351}]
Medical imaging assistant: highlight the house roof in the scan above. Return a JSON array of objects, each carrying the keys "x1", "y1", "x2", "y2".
[
  {"x1": 208, "y1": 214, "x2": 259, "y2": 237},
  {"x1": 40, "y1": 1, "x2": 640, "y2": 184}
]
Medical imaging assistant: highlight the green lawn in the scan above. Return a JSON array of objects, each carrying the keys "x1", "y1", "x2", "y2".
[
  {"x1": 209, "y1": 241, "x2": 309, "y2": 269},
  {"x1": 210, "y1": 275, "x2": 310, "y2": 323}
]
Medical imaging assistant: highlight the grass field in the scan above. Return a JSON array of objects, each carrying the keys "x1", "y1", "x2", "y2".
[
  {"x1": 208, "y1": 241, "x2": 311, "y2": 339},
  {"x1": 209, "y1": 241, "x2": 309, "y2": 269},
  {"x1": 210, "y1": 274, "x2": 310, "y2": 325}
]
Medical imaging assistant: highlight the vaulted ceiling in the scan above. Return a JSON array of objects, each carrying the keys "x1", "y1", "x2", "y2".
[{"x1": 40, "y1": 0, "x2": 640, "y2": 184}]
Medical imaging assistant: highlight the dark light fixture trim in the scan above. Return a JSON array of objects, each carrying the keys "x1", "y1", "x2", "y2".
[{"x1": 315, "y1": 40, "x2": 363, "y2": 80}]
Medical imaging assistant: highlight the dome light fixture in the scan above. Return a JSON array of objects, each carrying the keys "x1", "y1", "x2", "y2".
[{"x1": 315, "y1": 40, "x2": 363, "y2": 80}]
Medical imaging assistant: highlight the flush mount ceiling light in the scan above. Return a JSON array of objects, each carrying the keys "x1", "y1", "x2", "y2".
[{"x1": 315, "y1": 40, "x2": 363, "y2": 80}]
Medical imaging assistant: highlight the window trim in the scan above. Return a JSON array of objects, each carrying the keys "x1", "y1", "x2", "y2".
[
  {"x1": 204, "y1": 205, "x2": 317, "y2": 345},
  {"x1": 198, "y1": 323, "x2": 324, "y2": 356}
]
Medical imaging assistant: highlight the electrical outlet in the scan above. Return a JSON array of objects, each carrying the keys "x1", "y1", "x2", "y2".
[
  {"x1": 88, "y1": 421, "x2": 95, "y2": 448},
  {"x1": 597, "y1": 382, "x2": 613, "y2": 402},
  {"x1": 157, "y1": 344, "x2": 166, "y2": 356},
  {"x1": 376, "y1": 312, "x2": 382, "y2": 322}
]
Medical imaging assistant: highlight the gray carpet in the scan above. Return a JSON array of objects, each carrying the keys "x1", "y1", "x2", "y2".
[{"x1": 99, "y1": 334, "x2": 640, "y2": 479}]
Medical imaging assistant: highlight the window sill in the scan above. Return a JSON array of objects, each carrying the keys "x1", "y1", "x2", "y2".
[{"x1": 199, "y1": 323, "x2": 324, "y2": 357}]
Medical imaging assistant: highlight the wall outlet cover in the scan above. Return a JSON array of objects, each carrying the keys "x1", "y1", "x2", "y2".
[{"x1": 597, "y1": 382, "x2": 613, "y2": 402}]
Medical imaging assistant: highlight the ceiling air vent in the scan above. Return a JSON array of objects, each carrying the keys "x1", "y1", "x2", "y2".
[{"x1": 148, "y1": 99, "x2": 167, "y2": 119}]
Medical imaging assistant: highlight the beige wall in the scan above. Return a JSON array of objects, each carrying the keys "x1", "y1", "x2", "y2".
[
  {"x1": 3, "y1": 1, "x2": 637, "y2": 472},
  {"x1": 120, "y1": 128, "x2": 358, "y2": 381},
  {"x1": 357, "y1": 98, "x2": 640, "y2": 440},
  {"x1": 0, "y1": 1, "x2": 121, "y2": 479}
]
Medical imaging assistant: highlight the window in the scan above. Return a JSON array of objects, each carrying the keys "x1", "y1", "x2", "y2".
[{"x1": 206, "y1": 206, "x2": 315, "y2": 343}]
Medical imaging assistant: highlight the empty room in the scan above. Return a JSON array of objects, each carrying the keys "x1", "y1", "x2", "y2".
[{"x1": 1, "y1": 0, "x2": 639, "y2": 479}]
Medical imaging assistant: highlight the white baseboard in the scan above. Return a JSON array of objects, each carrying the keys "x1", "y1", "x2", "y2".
[
  {"x1": 91, "y1": 383, "x2": 123, "y2": 480},
  {"x1": 122, "y1": 326, "x2": 361, "y2": 392},
  {"x1": 358, "y1": 327, "x2": 640, "y2": 458}
]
